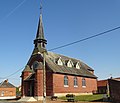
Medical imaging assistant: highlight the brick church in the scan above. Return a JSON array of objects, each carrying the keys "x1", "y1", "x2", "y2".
[{"x1": 21, "y1": 11, "x2": 97, "y2": 100}]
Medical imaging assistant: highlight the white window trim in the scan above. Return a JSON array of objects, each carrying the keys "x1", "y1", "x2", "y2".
[
  {"x1": 82, "y1": 86, "x2": 86, "y2": 88},
  {"x1": 57, "y1": 58, "x2": 63, "y2": 66},
  {"x1": 76, "y1": 62, "x2": 80, "y2": 69},
  {"x1": 64, "y1": 85, "x2": 69, "y2": 87},
  {"x1": 74, "y1": 85, "x2": 78, "y2": 88},
  {"x1": 67, "y1": 60, "x2": 73, "y2": 67}
]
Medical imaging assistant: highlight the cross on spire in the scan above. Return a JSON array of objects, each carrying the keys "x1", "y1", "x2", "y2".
[{"x1": 40, "y1": 0, "x2": 42, "y2": 14}]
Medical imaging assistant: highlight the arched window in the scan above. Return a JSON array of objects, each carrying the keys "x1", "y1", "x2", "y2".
[
  {"x1": 10, "y1": 91, "x2": 13, "y2": 96},
  {"x1": 1, "y1": 91, "x2": 4, "y2": 96},
  {"x1": 33, "y1": 61, "x2": 39, "y2": 69},
  {"x1": 82, "y1": 77, "x2": 86, "y2": 87},
  {"x1": 74, "y1": 77, "x2": 78, "y2": 87},
  {"x1": 64, "y1": 76, "x2": 68, "y2": 87}
]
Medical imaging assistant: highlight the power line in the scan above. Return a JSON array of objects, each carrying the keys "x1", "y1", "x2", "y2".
[
  {"x1": 2, "y1": 67, "x2": 24, "y2": 79},
  {"x1": 0, "y1": 0, "x2": 27, "y2": 23},
  {"x1": 0, "y1": 77, "x2": 20, "y2": 80},
  {"x1": 48, "y1": 26, "x2": 120, "y2": 51},
  {"x1": 1, "y1": 26, "x2": 120, "y2": 78},
  {"x1": 1, "y1": 26, "x2": 120, "y2": 79}
]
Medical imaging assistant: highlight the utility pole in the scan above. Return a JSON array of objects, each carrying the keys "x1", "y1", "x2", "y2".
[
  {"x1": 39, "y1": 0, "x2": 47, "y2": 102},
  {"x1": 43, "y1": 50, "x2": 46, "y2": 103}
]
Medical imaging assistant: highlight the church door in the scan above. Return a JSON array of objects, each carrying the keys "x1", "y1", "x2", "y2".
[{"x1": 30, "y1": 82, "x2": 34, "y2": 96}]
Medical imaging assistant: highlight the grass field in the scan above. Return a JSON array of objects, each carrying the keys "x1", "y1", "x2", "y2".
[{"x1": 59, "y1": 94, "x2": 104, "y2": 102}]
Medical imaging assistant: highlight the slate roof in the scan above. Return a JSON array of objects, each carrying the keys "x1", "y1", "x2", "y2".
[
  {"x1": 0, "y1": 80, "x2": 16, "y2": 88},
  {"x1": 45, "y1": 52, "x2": 97, "y2": 78},
  {"x1": 25, "y1": 50, "x2": 97, "y2": 79},
  {"x1": 23, "y1": 65, "x2": 33, "y2": 72},
  {"x1": 36, "y1": 14, "x2": 45, "y2": 40}
]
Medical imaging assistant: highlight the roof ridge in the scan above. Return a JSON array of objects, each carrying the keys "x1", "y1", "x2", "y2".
[
  {"x1": 0, "y1": 80, "x2": 16, "y2": 88},
  {"x1": 48, "y1": 51, "x2": 81, "y2": 61}
]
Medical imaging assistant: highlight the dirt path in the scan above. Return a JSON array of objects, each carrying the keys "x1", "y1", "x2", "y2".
[{"x1": 22, "y1": 99, "x2": 111, "y2": 103}]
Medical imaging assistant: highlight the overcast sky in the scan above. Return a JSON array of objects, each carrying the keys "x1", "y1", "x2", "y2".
[{"x1": 0, "y1": 0, "x2": 120, "y2": 86}]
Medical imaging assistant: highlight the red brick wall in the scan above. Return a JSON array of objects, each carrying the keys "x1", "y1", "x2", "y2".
[
  {"x1": 21, "y1": 54, "x2": 43, "y2": 97},
  {"x1": 34, "y1": 69, "x2": 43, "y2": 96},
  {"x1": 46, "y1": 69, "x2": 53, "y2": 96},
  {"x1": 53, "y1": 74, "x2": 97, "y2": 94},
  {"x1": 0, "y1": 88, "x2": 16, "y2": 97},
  {"x1": 97, "y1": 80, "x2": 108, "y2": 87}
]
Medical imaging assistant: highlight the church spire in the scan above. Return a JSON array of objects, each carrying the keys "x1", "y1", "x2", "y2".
[{"x1": 34, "y1": 3, "x2": 47, "y2": 52}]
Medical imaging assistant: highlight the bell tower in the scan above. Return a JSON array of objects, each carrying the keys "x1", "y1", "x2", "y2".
[{"x1": 34, "y1": 5, "x2": 47, "y2": 53}]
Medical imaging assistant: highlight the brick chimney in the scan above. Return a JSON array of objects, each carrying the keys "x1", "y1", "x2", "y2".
[{"x1": 5, "y1": 79, "x2": 8, "y2": 83}]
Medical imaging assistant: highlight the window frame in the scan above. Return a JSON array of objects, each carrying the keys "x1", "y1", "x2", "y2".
[
  {"x1": 74, "y1": 77, "x2": 78, "y2": 87},
  {"x1": 64, "y1": 75, "x2": 69, "y2": 87},
  {"x1": 1, "y1": 91, "x2": 4, "y2": 96},
  {"x1": 82, "y1": 77, "x2": 86, "y2": 88}
]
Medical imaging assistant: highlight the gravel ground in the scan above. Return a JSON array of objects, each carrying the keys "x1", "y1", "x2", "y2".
[{"x1": 0, "y1": 99, "x2": 111, "y2": 103}]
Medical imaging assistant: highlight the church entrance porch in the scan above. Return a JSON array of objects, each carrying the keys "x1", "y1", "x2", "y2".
[{"x1": 23, "y1": 81, "x2": 34, "y2": 97}]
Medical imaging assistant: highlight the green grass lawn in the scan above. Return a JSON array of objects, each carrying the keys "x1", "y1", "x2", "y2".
[{"x1": 59, "y1": 94, "x2": 103, "y2": 102}]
